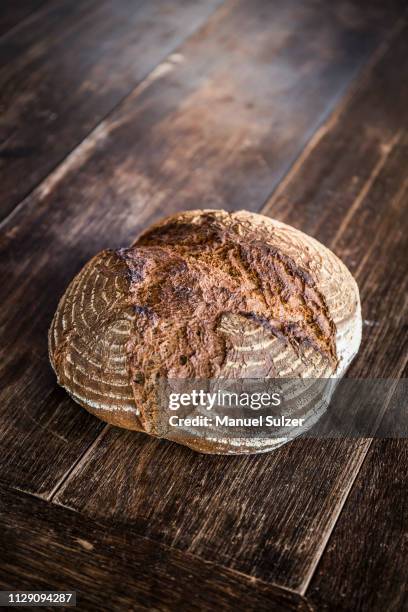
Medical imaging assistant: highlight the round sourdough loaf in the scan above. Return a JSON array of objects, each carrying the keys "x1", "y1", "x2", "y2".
[{"x1": 49, "y1": 210, "x2": 361, "y2": 453}]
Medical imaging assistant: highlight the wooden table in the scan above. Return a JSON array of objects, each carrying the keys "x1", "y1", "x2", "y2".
[{"x1": 0, "y1": 1, "x2": 407, "y2": 610}]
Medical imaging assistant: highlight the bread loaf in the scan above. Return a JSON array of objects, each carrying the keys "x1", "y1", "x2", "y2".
[{"x1": 49, "y1": 210, "x2": 361, "y2": 453}]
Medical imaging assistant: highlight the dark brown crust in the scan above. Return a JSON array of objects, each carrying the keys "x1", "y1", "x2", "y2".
[{"x1": 118, "y1": 211, "x2": 337, "y2": 435}]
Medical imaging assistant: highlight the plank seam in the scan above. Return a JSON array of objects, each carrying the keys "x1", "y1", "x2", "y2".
[
  {"x1": 331, "y1": 131, "x2": 402, "y2": 250},
  {"x1": 259, "y1": 16, "x2": 407, "y2": 220},
  {"x1": 47, "y1": 425, "x2": 111, "y2": 502},
  {"x1": 45, "y1": 488, "x2": 312, "y2": 608},
  {"x1": 0, "y1": 0, "x2": 228, "y2": 231},
  {"x1": 257, "y1": 16, "x2": 408, "y2": 595},
  {"x1": 301, "y1": 357, "x2": 408, "y2": 596},
  {"x1": 0, "y1": 478, "x2": 53, "y2": 504},
  {"x1": 353, "y1": 172, "x2": 408, "y2": 280},
  {"x1": 299, "y1": 440, "x2": 372, "y2": 595}
]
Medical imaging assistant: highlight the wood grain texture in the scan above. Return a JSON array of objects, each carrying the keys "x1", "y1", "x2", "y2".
[
  {"x1": 307, "y1": 437, "x2": 408, "y2": 611},
  {"x1": 263, "y1": 22, "x2": 408, "y2": 381},
  {"x1": 0, "y1": 0, "x2": 402, "y2": 221},
  {"x1": 0, "y1": 0, "x2": 398, "y2": 496},
  {"x1": 54, "y1": 20, "x2": 408, "y2": 592},
  {"x1": 0, "y1": 0, "x2": 223, "y2": 219},
  {"x1": 0, "y1": 0, "x2": 49, "y2": 37},
  {"x1": 0, "y1": 486, "x2": 313, "y2": 612}
]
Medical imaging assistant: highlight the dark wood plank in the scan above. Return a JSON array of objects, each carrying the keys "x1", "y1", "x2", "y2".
[
  {"x1": 0, "y1": 0, "x2": 49, "y2": 37},
  {"x1": 0, "y1": 0, "x2": 224, "y2": 219},
  {"x1": 0, "y1": 0, "x2": 397, "y2": 496},
  {"x1": 0, "y1": 0, "x2": 402, "y2": 221},
  {"x1": 0, "y1": 486, "x2": 313, "y2": 612},
  {"x1": 263, "y1": 25, "x2": 408, "y2": 381},
  {"x1": 54, "y1": 21, "x2": 408, "y2": 591},
  {"x1": 307, "y1": 437, "x2": 408, "y2": 611}
]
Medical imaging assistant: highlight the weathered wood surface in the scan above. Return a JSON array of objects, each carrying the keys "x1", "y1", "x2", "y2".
[
  {"x1": 0, "y1": 0, "x2": 402, "y2": 221},
  {"x1": 0, "y1": 0, "x2": 223, "y2": 219},
  {"x1": 307, "y1": 372, "x2": 408, "y2": 611},
  {"x1": 54, "y1": 19, "x2": 408, "y2": 592},
  {"x1": 0, "y1": 486, "x2": 313, "y2": 612},
  {"x1": 0, "y1": 0, "x2": 397, "y2": 497},
  {"x1": 264, "y1": 23, "x2": 408, "y2": 382},
  {"x1": 0, "y1": 0, "x2": 49, "y2": 37},
  {"x1": 307, "y1": 436, "x2": 408, "y2": 611},
  {"x1": 0, "y1": 0, "x2": 407, "y2": 608}
]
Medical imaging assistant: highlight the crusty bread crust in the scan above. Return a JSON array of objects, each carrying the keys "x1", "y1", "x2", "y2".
[{"x1": 49, "y1": 210, "x2": 361, "y2": 453}]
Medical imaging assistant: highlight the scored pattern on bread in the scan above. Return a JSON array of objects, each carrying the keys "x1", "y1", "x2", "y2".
[
  {"x1": 49, "y1": 210, "x2": 361, "y2": 453},
  {"x1": 49, "y1": 250, "x2": 142, "y2": 430}
]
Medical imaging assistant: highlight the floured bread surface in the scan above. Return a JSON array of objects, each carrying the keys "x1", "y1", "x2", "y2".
[{"x1": 49, "y1": 210, "x2": 362, "y2": 454}]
